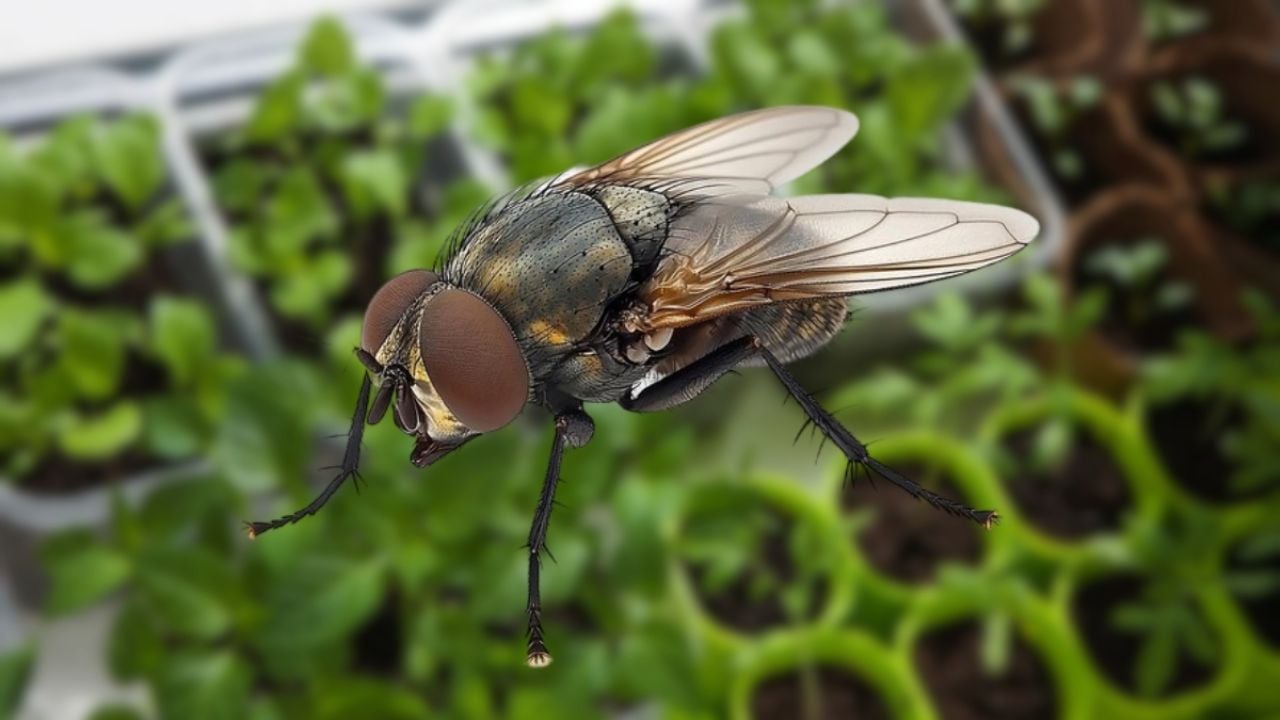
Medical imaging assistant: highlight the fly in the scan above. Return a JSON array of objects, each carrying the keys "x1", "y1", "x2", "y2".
[{"x1": 244, "y1": 106, "x2": 1040, "y2": 667}]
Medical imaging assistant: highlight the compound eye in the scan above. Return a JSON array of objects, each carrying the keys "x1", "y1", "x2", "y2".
[
  {"x1": 361, "y1": 270, "x2": 439, "y2": 355},
  {"x1": 418, "y1": 289, "x2": 530, "y2": 432}
]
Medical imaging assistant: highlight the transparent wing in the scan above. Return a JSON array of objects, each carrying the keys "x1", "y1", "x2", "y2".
[
  {"x1": 556, "y1": 106, "x2": 858, "y2": 196},
  {"x1": 640, "y1": 194, "x2": 1039, "y2": 329}
]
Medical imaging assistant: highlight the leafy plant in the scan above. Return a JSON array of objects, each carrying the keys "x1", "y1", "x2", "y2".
[
  {"x1": 1142, "y1": 0, "x2": 1209, "y2": 43},
  {"x1": 949, "y1": 0, "x2": 1048, "y2": 57},
  {"x1": 1012, "y1": 74, "x2": 1103, "y2": 181},
  {"x1": 1150, "y1": 76, "x2": 1247, "y2": 160},
  {"x1": 1143, "y1": 290, "x2": 1280, "y2": 495},
  {"x1": 0, "y1": 114, "x2": 187, "y2": 288},
  {"x1": 1083, "y1": 237, "x2": 1195, "y2": 340},
  {"x1": 708, "y1": 0, "x2": 1001, "y2": 201},
  {"x1": 1107, "y1": 512, "x2": 1223, "y2": 697},
  {"x1": 206, "y1": 17, "x2": 455, "y2": 337},
  {"x1": 468, "y1": 8, "x2": 705, "y2": 183},
  {"x1": 0, "y1": 115, "x2": 238, "y2": 488}
]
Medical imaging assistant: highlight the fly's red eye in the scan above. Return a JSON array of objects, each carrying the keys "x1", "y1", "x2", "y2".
[
  {"x1": 418, "y1": 289, "x2": 530, "y2": 432},
  {"x1": 362, "y1": 270, "x2": 439, "y2": 355}
]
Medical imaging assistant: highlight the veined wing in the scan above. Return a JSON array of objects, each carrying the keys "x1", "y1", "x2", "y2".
[
  {"x1": 556, "y1": 106, "x2": 858, "y2": 196},
  {"x1": 638, "y1": 193, "x2": 1040, "y2": 330}
]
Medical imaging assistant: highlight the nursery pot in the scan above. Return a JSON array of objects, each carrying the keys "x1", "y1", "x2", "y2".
[
  {"x1": 1060, "y1": 184, "x2": 1251, "y2": 394},
  {"x1": 729, "y1": 628, "x2": 928, "y2": 720}
]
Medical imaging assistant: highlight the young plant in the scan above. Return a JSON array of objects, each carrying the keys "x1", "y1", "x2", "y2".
[
  {"x1": 468, "y1": 8, "x2": 700, "y2": 183},
  {"x1": 1106, "y1": 511, "x2": 1223, "y2": 698},
  {"x1": 0, "y1": 115, "x2": 236, "y2": 489},
  {"x1": 1011, "y1": 74, "x2": 1103, "y2": 183},
  {"x1": 206, "y1": 17, "x2": 455, "y2": 341},
  {"x1": 1149, "y1": 76, "x2": 1247, "y2": 161},
  {"x1": 1142, "y1": 290, "x2": 1280, "y2": 497},
  {"x1": 709, "y1": 0, "x2": 1001, "y2": 201},
  {"x1": 1141, "y1": 0, "x2": 1210, "y2": 44},
  {"x1": 1081, "y1": 237, "x2": 1196, "y2": 353},
  {"x1": 949, "y1": 0, "x2": 1048, "y2": 58}
]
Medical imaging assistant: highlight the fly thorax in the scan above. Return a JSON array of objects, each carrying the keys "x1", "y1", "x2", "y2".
[{"x1": 590, "y1": 185, "x2": 674, "y2": 272}]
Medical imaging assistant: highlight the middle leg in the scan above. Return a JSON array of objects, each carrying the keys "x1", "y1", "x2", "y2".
[{"x1": 525, "y1": 408, "x2": 594, "y2": 667}]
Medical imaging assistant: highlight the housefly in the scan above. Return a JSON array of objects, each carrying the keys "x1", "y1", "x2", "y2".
[{"x1": 245, "y1": 106, "x2": 1039, "y2": 667}]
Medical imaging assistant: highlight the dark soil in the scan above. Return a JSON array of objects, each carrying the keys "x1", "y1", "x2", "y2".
[
  {"x1": 949, "y1": 12, "x2": 1039, "y2": 75},
  {"x1": 750, "y1": 665, "x2": 890, "y2": 720},
  {"x1": 1001, "y1": 426, "x2": 1132, "y2": 539},
  {"x1": 686, "y1": 508, "x2": 827, "y2": 633},
  {"x1": 1145, "y1": 397, "x2": 1265, "y2": 503},
  {"x1": 352, "y1": 590, "x2": 403, "y2": 677},
  {"x1": 914, "y1": 621, "x2": 1057, "y2": 720},
  {"x1": 1226, "y1": 538, "x2": 1280, "y2": 650},
  {"x1": 17, "y1": 451, "x2": 158, "y2": 495},
  {"x1": 1073, "y1": 574, "x2": 1218, "y2": 696},
  {"x1": 846, "y1": 462, "x2": 983, "y2": 584}
]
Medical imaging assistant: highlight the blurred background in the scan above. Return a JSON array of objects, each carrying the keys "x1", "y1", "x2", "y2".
[{"x1": 1, "y1": 0, "x2": 1278, "y2": 718}]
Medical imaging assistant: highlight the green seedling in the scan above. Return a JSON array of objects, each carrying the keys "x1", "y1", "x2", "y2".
[
  {"x1": 1150, "y1": 76, "x2": 1247, "y2": 160},
  {"x1": 1144, "y1": 290, "x2": 1280, "y2": 495},
  {"x1": 949, "y1": 0, "x2": 1048, "y2": 56},
  {"x1": 1012, "y1": 74, "x2": 1103, "y2": 181},
  {"x1": 1108, "y1": 512, "x2": 1222, "y2": 698},
  {"x1": 209, "y1": 17, "x2": 455, "y2": 333},
  {"x1": 1142, "y1": 0, "x2": 1209, "y2": 43},
  {"x1": 0, "y1": 115, "x2": 234, "y2": 487},
  {"x1": 1083, "y1": 237, "x2": 1195, "y2": 337}
]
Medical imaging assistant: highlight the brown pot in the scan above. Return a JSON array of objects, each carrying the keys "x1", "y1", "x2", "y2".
[
  {"x1": 1059, "y1": 185, "x2": 1252, "y2": 392},
  {"x1": 1062, "y1": 90, "x2": 1193, "y2": 207},
  {"x1": 1156, "y1": 0, "x2": 1280, "y2": 56},
  {"x1": 1014, "y1": 0, "x2": 1146, "y2": 80},
  {"x1": 1139, "y1": 40, "x2": 1280, "y2": 175}
]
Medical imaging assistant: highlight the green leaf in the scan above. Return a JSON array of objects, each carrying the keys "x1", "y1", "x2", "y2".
[
  {"x1": 64, "y1": 211, "x2": 145, "y2": 289},
  {"x1": 0, "y1": 645, "x2": 35, "y2": 716},
  {"x1": 136, "y1": 546, "x2": 236, "y2": 640},
  {"x1": 108, "y1": 598, "x2": 165, "y2": 680},
  {"x1": 0, "y1": 278, "x2": 52, "y2": 359},
  {"x1": 211, "y1": 360, "x2": 317, "y2": 492},
  {"x1": 91, "y1": 116, "x2": 163, "y2": 211},
  {"x1": 89, "y1": 705, "x2": 146, "y2": 720},
  {"x1": 1135, "y1": 626, "x2": 1177, "y2": 697},
  {"x1": 246, "y1": 71, "x2": 303, "y2": 142},
  {"x1": 57, "y1": 309, "x2": 130, "y2": 400},
  {"x1": 42, "y1": 541, "x2": 132, "y2": 614},
  {"x1": 143, "y1": 395, "x2": 206, "y2": 459},
  {"x1": 300, "y1": 17, "x2": 355, "y2": 77},
  {"x1": 313, "y1": 679, "x2": 430, "y2": 720},
  {"x1": 258, "y1": 556, "x2": 385, "y2": 652},
  {"x1": 149, "y1": 296, "x2": 216, "y2": 385},
  {"x1": 888, "y1": 46, "x2": 974, "y2": 141},
  {"x1": 408, "y1": 96, "x2": 453, "y2": 138},
  {"x1": 154, "y1": 652, "x2": 251, "y2": 720},
  {"x1": 341, "y1": 149, "x2": 408, "y2": 218},
  {"x1": 58, "y1": 402, "x2": 143, "y2": 460}
]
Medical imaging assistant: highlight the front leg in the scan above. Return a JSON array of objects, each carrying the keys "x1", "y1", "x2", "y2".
[{"x1": 525, "y1": 408, "x2": 594, "y2": 667}]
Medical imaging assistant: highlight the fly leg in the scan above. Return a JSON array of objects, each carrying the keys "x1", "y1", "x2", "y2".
[
  {"x1": 757, "y1": 344, "x2": 998, "y2": 528},
  {"x1": 525, "y1": 408, "x2": 594, "y2": 668},
  {"x1": 245, "y1": 373, "x2": 373, "y2": 538},
  {"x1": 622, "y1": 336, "x2": 996, "y2": 528}
]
